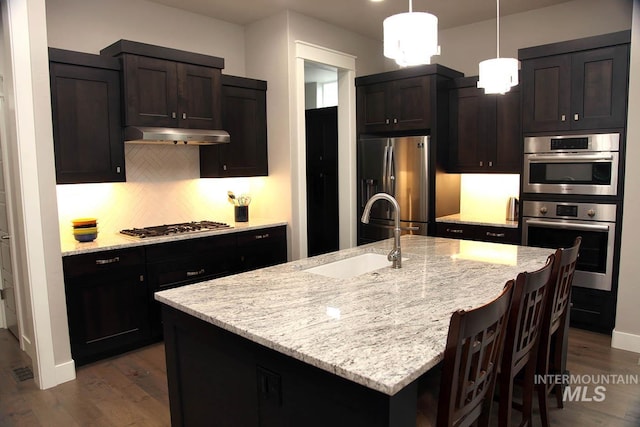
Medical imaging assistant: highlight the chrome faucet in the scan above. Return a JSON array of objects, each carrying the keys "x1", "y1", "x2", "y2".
[{"x1": 361, "y1": 193, "x2": 402, "y2": 269}]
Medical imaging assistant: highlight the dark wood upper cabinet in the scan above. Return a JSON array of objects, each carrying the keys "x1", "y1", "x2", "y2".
[
  {"x1": 100, "y1": 40, "x2": 224, "y2": 130},
  {"x1": 355, "y1": 65, "x2": 463, "y2": 136},
  {"x1": 49, "y1": 48, "x2": 125, "y2": 184},
  {"x1": 200, "y1": 75, "x2": 268, "y2": 177},
  {"x1": 448, "y1": 77, "x2": 520, "y2": 173},
  {"x1": 520, "y1": 31, "x2": 630, "y2": 133},
  {"x1": 357, "y1": 75, "x2": 431, "y2": 133}
]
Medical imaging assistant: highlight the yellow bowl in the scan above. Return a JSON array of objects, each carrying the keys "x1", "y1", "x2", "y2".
[
  {"x1": 73, "y1": 227, "x2": 98, "y2": 235},
  {"x1": 71, "y1": 218, "x2": 97, "y2": 227}
]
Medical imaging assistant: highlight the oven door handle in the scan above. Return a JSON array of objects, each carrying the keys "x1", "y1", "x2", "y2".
[
  {"x1": 524, "y1": 219, "x2": 610, "y2": 232},
  {"x1": 527, "y1": 154, "x2": 613, "y2": 162}
]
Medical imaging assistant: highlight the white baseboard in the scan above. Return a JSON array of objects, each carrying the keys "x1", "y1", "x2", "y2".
[
  {"x1": 55, "y1": 359, "x2": 76, "y2": 385},
  {"x1": 611, "y1": 329, "x2": 640, "y2": 354}
]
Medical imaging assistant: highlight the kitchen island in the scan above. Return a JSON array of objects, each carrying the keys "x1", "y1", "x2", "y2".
[{"x1": 156, "y1": 235, "x2": 553, "y2": 427}]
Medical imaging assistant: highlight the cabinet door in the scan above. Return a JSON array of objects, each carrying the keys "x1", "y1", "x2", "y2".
[
  {"x1": 449, "y1": 86, "x2": 492, "y2": 172},
  {"x1": 178, "y1": 63, "x2": 222, "y2": 130},
  {"x1": 236, "y1": 226, "x2": 287, "y2": 272},
  {"x1": 522, "y1": 55, "x2": 571, "y2": 133},
  {"x1": 63, "y1": 248, "x2": 148, "y2": 365},
  {"x1": 393, "y1": 76, "x2": 431, "y2": 130},
  {"x1": 122, "y1": 55, "x2": 178, "y2": 127},
  {"x1": 201, "y1": 82, "x2": 268, "y2": 177},
  {"x1": 356, "y1": 81, "x2": 390, "y2": 133},
  {"x1": 570, "y1": 45, "x2": 629, "y2": 130},
  {"x1": 50, "y1": 62, "x2": 124, "y2": 184},
  {"x1": 492, "y1": 87, "x2": 521, "y2": 173}
]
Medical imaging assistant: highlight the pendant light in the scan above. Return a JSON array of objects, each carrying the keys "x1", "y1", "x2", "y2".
[
  {"x1": 477, "y1": 0, "x2": 519, "y2": 94},
  {"x1": 383, "y1": 0, "x2": 440, "y2": 67}
]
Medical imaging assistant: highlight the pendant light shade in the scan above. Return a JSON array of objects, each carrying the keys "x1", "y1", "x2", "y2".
[
  {"x1": 477, "y1": 57, "x2": 519, "y2": 94},
  {"x1": 477, "y1": 0, "x2": 519, "y2": 94},
  {"x1": 383, "y1": 1, "x2": 440, "y2": 67}
]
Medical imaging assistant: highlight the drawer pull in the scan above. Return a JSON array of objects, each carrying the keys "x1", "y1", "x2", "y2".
[
  {"x1": 486, "y1": 232, "x2": 505, "y2": 238},
  {"x1": 255, "y1": 233, "x2": 270, "y2": 239},
  {"x1": 446, "y1": 228, "x2": 464, "y2": 234},
  {"x1": 186, "y1": 269, "x2": 206, "y2": 277},
  {"x1": 95, "y1": 256, "x2": 120, "y2": 265}
]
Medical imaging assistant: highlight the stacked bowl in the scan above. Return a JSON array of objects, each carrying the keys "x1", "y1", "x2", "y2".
[{"x1": 72, "y1": 218, "x2": 98, "y2": 242}]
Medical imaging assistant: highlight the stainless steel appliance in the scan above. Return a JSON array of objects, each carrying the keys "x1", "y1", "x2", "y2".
[
  {"x1": 357, "y1": 135, "x2": 429, "y2": 244},
  {"x1": 120, "y1": 220, "x2": 231, "y2": 238},
  {"x1": 523, "y1": 133, "x2": 619, "y2": 196},
  {"x1": 522, "y1": 200, "x2": 616, "y2": 291}
]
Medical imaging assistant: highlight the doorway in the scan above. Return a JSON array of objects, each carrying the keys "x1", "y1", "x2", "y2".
[
  {"x1": 305, "y1": 106, "x2": 338, "y2": 256},
  {"x1": 0, "y1": 84, "x2": 18, "y2": 340},
  {"x1": 293, "y1": 41, "x2": 357, "y2": 260}
]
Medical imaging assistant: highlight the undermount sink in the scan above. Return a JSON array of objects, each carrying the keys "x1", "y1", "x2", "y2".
[{"x1": 305, "y1": 253, "x2": 407, "y2": 280}]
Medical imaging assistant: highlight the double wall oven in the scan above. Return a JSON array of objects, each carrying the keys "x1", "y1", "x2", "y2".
[{"x1": 521, "y1": 132, "x2": 623, "y2": 332}]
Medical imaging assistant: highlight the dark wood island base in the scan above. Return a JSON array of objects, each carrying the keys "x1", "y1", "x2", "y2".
[{"x1": 161, "y1": 305, "x2": 418, "y2": 427}]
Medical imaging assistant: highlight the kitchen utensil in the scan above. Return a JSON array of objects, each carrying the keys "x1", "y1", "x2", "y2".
[
  {"x1": 506, "y1": 197, "x2": 519, "y2": 221},
  {"x1": 227, "y1": 191, "x2": 238, "y2": 205},
  {"x1": 237, "y1": 195, "x2": 252, "y2": 206}
]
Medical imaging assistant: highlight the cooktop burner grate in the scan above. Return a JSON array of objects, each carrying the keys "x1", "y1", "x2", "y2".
[{"x1": 120, "y1": 220, "x2": 232, "y2": 238}]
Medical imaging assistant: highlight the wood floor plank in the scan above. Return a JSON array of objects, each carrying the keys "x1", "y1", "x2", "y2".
[{"x1": 0, "y1": 327, "x2": 638, "y2": 426}]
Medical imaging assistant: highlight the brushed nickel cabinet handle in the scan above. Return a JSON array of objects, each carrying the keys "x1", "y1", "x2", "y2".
[
  {"x1": 446, "y1": 228, "x2": 464, "y2": 234},
  {"x1": 186, "y1": 269, "x2": 206, "y2": 277},
  {"x1": 486, "y1": 232, "x2": 505, "y2": 238},
  {"x1": 95, "y1": 257, "x2": 120, "y2": 265}
]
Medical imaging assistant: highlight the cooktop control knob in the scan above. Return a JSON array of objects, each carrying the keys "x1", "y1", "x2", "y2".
[
  {"x1": 587, "y1": 209, "x2": 596, "y2": 217},
  {"x1": 539, "y1": 206, "x2": 548, "y2": 214}
]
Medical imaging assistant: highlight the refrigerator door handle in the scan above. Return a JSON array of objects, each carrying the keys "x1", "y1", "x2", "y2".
[
  {"x1": 382, "y1": 142, "x2": 389, "y2": 194},
  {"x1": 389, "y1": 142, "x2": 396, "y2": 196}
]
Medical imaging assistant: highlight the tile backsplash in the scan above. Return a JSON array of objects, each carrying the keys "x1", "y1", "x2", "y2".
[{"x1": 57, "y1": 144, "x2": 268, "y2": 237}]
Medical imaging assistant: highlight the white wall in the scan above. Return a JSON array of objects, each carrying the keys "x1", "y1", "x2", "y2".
[
  {"x1": 46, "y1": 0, "x2": 246, "y2": 75},
  {"x1": 437, "y1": 0, "x2": 632, "y2": 76},
  {"x1": 2, "y1": 0, "x2": 73, "y2": 389},
  {"x1": 246, "y1": 10, "x2": 385, "y2": 259},
  {"x1": 612, "y1": 1, "x2": 640, "y2": 353}
]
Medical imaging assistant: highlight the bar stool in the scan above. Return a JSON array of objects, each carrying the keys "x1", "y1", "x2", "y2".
[
  {"x1": 417, "y1": 280, "x2": 514, "y2": 427},
  {"x1": 497, "y1": 254, "x2": 555, "y2": 427},
  {"x1": 537, "y1": 237, "x2": 582, "y2": 427}
]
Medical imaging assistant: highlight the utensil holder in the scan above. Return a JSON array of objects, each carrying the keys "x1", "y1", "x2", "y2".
[{"x1": 234, "y1": 206, "x2": 249, "y2": 222}]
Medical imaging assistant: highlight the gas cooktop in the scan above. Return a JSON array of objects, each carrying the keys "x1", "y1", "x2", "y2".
[{"x1": 120, "y1": 220, "x2": 232, "y2": 238}]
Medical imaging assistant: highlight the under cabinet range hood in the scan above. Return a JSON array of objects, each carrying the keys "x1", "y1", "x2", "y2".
[{"x1": 124, "y1": 126, "x2": 230, "y2": 145}]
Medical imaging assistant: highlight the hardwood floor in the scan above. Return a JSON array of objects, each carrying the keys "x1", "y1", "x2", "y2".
[{"x1": 1, "y1": 327, "x2": 638, "y2": 426}]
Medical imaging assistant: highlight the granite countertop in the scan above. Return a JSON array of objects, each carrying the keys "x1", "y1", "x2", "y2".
[
  {"x1": 60, "y1": 218, "x2": 288, "y2": 256},
  {"x1": 436, "y1": 213, "x2": 519, "y2": 228},
  {"x1": 155, "y1": 235, "x2": 552, "y2": 396}
]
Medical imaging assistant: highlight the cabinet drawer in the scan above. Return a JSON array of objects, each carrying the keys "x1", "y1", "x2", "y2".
[
  {"x1": 145, "y1": 234, "x2": 235, "y2": 262},
  {"x1": 436, "y1": 223, "x2": 519, "y2": 245},
  {"x1": 63, "y1": 247, "x2": 145, "y2": 277},
  {"x1": 477, "y1": 226, "x2": 520, "y2": 245},
  {"x1": 148, "y1": 254, "x2": 232, "y2": 289},
  {"x1": 436, "y1": 223, "x2": 473, "y2": 239},
  {"x1": 570, "y1": 287, "x2": 614, "y2": 333},
  {"x1": 236, "y1": 226, "x2": 286, "y2": 246}
]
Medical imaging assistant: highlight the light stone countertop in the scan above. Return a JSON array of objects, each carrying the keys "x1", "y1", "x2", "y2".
[
  {"x1": 436, "y1": 213, "x2": 519, "y2": 228},
  {"x1": 60, "y1": 218, "x2": 287, "y2": 256},
  {"x1": 155, "y1": 235, "x2": 553, "y2": 396}
]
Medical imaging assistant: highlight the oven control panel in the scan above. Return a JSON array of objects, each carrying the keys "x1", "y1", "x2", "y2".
[{"x1": 522, "y1": 201, "x2": 617, "y2": 222}]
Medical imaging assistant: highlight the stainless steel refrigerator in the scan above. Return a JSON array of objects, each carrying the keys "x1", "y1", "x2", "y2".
[{"x1": 357, "y1": 135, "x2": 430, "y2": 245}]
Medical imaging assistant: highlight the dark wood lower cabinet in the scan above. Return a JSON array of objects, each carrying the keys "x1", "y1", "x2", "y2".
[
  {"x1": 570, "y1": 287, "x2": 615, "y2": 333},
  {"x1": 236, "y1": 226, "x2": 287, "y2": 272},
  {"x1": 63, "y1": 226, "x2": 288, "y2": 365},
  {"x1": 435, "y1": 222, "x2": 520, "y2": 245},
  {"x1": 162, "y1": 305, "x2": 417, "y2": 427},
  {"x1": 63, "y1": 247, "x2": 149, "y2": 366}
]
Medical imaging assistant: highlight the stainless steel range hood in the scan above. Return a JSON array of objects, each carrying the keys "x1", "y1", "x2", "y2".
[{"x1": 124, "y1": 126, "x2": 230, "y2": 145}]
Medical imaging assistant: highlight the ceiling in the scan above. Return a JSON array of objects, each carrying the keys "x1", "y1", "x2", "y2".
[{"x1": 146, "y1": 0, "x2": 574, "y2": 41}]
